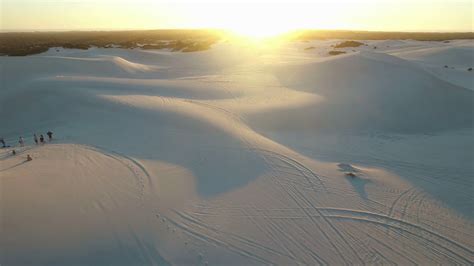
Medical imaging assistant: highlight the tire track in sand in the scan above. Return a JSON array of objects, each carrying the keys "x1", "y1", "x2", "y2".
[{"x1": 83, "y1": 145, "x2": 154, "y2": 204}]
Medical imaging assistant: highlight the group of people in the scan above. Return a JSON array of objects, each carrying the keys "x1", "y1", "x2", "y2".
[
  {"x1": 1, "y1": 130, "x2": 54, "y2": 162},
  {"x1": 33, "y1": 131, "x2": 53, "y2": 145},
  {"x1": 16, "y1": 131, "x2": 53, "y2": 147}
]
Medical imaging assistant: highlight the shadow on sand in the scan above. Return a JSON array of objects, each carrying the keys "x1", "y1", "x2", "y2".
[{"x1": 1, "y1": 160, "x2": 28, "y2": 172}]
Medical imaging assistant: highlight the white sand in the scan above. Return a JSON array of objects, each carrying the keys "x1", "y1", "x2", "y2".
[{"x1": 1, "y1": 40, "x2": 473, "y2": 265}]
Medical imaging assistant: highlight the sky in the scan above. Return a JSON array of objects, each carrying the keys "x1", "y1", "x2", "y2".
[{"x1": 1, "y1": 0, "x2": 472, "y2": 34}]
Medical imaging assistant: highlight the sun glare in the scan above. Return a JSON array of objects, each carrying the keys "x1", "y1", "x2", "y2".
[
  {"x1": 190, "y1": 3, "x2": 299, "y2": 39},
  {"x1": 229, "y1": 25, "x2": 290, "y2": 39}
]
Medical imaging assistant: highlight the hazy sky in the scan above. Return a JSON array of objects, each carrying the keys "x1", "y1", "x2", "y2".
[{"x1": 1, "y1": 0, "x2": 472, "y2": 33}]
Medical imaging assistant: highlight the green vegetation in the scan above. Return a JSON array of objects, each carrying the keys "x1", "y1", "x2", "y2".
[
  {"x1": 0, "y1": 29, "x2": 223, "y2": 56},
  {"x1": 141, "y1": 39, "x2": 215, "y2": 52},
  {"x1": 1, "y1": 29, "x2": 473, "y2": 56},
  {"x1": 334, "y1": 41, "x2": 365, "y2": 48},
  {"x1": 328, "y1": 50, "x2": 346, "y2": 56},
  {"x1": 291, "y1": 30, "x2": 474, "y2": 41}
]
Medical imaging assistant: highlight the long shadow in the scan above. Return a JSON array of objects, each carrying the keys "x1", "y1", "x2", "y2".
[
  {"x1": 265, "y1": 130, "x2": 474, "y2": 220},
  {"x1": 338, "y1": 163, "x2": 370, "y2": 199},
  {"x1": 0, "y1": 146, "x2": 37, "y2": 160},
  {"x1": 345, "y1": 175, "x2": 370, "y2": 200},
  {"x1": 1, "y1": 160, "x2": 28, "y2": 172},
  {"x1": 49, "y1": 96, "x2": 268, "y2": 198}
]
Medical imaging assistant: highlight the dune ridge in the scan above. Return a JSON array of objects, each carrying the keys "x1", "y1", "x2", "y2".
[{"x1": 1, "y1": 39, "x2": 473, "y2": 265}]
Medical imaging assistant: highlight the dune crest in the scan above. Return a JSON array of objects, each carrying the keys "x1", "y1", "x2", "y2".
[{"x1": 1, "y1": 40, "x2": 473, "y2": 265}]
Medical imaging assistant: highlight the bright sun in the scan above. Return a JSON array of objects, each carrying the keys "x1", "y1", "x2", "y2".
[
  {"x1": 202, "y1": 3, "x2": 297, "y2": 39},
  {"x1": 229, "y1": 25, "x2": 290, "y2": 39},
  {"x1": 182, "y1": 1, "x2": 363, "y2": 39}
]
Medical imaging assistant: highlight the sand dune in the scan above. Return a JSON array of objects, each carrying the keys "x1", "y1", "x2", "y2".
[
  {"x1": 393, "y1": 44, "x2": 474, "y2": 67},
  {"x1": 1, "y1": 40, "x2": 473, "y2": 265},
  {"x1": 253, "y1": 51, "x2": 473, "y2": 132}
]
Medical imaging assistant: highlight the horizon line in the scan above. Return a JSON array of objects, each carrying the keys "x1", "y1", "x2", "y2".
[{"x1": 1, "y1": 28, "x2": 473, "y2": 34}]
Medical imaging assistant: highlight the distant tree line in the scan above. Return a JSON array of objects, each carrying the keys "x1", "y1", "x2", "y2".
[
  {"x1": 290, "y1": 30, "x2": 474, "y2": 41},
  {"x1": 0, "y1": 29, "x2": 223, "y2": 56},
  {"x1": 1, "y1": 29, "x2": 472, "y2": 56}
]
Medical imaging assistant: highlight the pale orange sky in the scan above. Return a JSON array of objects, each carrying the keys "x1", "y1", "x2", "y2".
[{"x1": 1, "y1": 0, "x2": 472, "y2": 35}]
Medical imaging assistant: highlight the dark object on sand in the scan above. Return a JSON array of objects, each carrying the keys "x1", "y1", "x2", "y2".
[
  {"x1": 338, "y1": 163, "x2": 360, "y2": 173},
  {"x1": 12, "y1": 149, "x2": 16, "y2": 155},
  {"x1": 27, "y1": 154, "x2": 33, "y2": 161},
  {"x1": 334, "y1": 41, "x2": 365, "y2": 48},
  {"x1": 328, "y1": 50, "x2": 346, "y2": 56},
  {"x1": 345, "y1": 172, "x2": 356, "y2": 178}
]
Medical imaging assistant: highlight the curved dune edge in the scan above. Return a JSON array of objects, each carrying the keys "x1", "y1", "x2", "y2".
[
  {"x1": 1, "y1": 138, "x2": 472, "y2": 265},
  {"x1": 1, "y1": 39, "x2": 473, "y2": 265}
]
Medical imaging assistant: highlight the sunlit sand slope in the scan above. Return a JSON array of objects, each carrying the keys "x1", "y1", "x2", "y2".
[{"x1": 1, "y1": 40, "x2": 473, "y2": 265}]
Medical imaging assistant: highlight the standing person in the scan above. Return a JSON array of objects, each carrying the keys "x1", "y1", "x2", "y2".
[
  {"x1": 19, "y1": 136, "x2": 24, "y2": 147},
  {"x1": 0, "y1": 137, "x2": 5, "y2": 148},
  {"x1": 34, "y1": 134, "x2": 39, "y2": 145},
  {"x1": 47, "y1": 131, "x2": 53, "y2": 141},
  {"x1": 40, "y1": 134, "x2": 45, "y2": 144}
]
